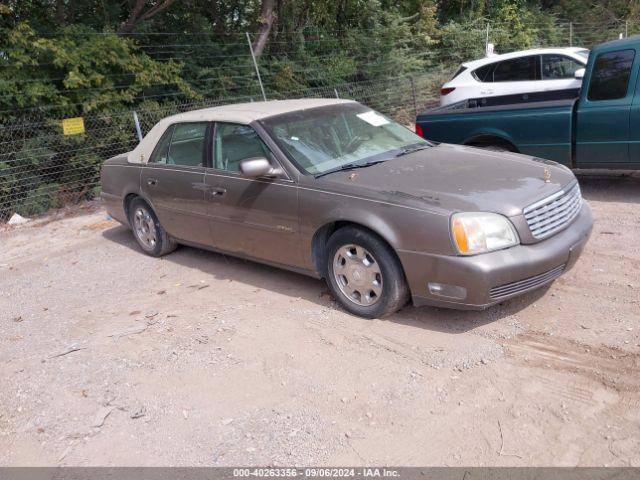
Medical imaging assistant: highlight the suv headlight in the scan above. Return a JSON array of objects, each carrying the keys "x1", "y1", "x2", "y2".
[{"x1": 451, "y1": 212, "x2": 519, "y2": 255}]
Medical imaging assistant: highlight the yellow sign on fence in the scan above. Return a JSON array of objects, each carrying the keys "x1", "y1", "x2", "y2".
[{"x1": 61, "y1": 117, "x2": 85, "y2": 136}]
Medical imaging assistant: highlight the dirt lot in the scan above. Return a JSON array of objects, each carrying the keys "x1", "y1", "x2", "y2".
[{"x1": 0, "y1": 171, "x2": 639, "y2": 466}]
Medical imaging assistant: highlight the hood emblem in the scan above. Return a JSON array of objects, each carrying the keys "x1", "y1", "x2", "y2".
[
  {"x1": 348, "y1": 172, "x2": 358, "y2": 181},
  {"x1": 543, "y1": 167, "x2": 551, "y2": 183}
]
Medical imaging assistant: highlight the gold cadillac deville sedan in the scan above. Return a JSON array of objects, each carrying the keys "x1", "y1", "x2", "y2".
[{"x1": 101, "y1": 99, "x2": 593, "y2": 318}]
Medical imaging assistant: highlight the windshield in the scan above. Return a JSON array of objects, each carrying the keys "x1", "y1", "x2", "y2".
[
  {"x1": 576, "y1": 49, "x2": 590, "y2": 61},
  {"x1": 260, "y1": 103, "x2": 429, "y2": 175}
]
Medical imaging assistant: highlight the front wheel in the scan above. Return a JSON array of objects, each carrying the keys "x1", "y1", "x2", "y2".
[
  {"x1": 325, "y1": 227, "x2": 409, "y2": 318},
  {"x1": 128, "y1": 198, "x2": 177, "y2": 257}
]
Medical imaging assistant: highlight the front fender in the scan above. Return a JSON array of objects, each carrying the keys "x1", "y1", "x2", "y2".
[
  {"x1": 316, "y1": 206, "x2": 402, "y2": 248},
  {"x1": 299, "y1": 188, "x2": 453, "y2": 273}
]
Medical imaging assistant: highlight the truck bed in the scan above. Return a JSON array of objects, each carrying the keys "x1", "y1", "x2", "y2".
[{"x1": 417, "y1": 97, "x2": 577, "y2": 167}]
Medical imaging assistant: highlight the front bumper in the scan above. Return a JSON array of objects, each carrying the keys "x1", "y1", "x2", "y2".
[{"x1": 399, "y1": 202, "x2": 593, "y2": 310}]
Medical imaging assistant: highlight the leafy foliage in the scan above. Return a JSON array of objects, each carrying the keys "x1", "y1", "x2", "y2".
[
  {"x1": 0, "y1": 0, "x2": 638, "y2": 218},
  {"x1": 0, "y1": 23, "x2": 196, "y2": 117}
]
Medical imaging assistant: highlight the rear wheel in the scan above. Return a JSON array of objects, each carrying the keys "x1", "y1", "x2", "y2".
[
  {"x1": 325, "y1": 227, "x2": 409, "y2": 318},
  {"x1": 128, "y1": 198, "x2": 177, "y2": 257}
]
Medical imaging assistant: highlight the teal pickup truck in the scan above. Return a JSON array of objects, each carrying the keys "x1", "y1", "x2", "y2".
[{"x1": 416, "y1": 36, "x2": 640, "y2": 169}]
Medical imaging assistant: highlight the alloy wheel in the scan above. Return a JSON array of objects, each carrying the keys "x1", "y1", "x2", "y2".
[
  {"x1": 133, "y1": 207, "x2": 157, "y2": 250},
  {"x1": 332, "y1": 244, "x2": 383, "y2": 306}
]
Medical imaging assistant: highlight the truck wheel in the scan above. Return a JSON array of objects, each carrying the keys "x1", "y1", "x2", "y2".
[
  {"x1": 325, "y1": 226, "x2": 409, "y2": 319},
  {"x1": 128, "y1": 198, "x2": 177, "y2": 257}
]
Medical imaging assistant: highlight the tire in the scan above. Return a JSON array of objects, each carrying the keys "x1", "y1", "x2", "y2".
[
  {"x1": 127, "y1": 198, "x2": 177, "y2": 257},
  {"x1": 325, "y1": 226, "x2": 409, "y2": 318}
]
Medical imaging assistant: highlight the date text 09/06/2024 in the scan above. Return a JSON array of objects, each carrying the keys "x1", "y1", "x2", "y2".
[{"x1": 232, "y1": 468, "x2": 400, "y2": 478}]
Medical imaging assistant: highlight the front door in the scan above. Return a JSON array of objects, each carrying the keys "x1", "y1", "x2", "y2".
[
  {"x1": 539, "y1": 54, "x2": 583, "y2": 93},
  {"x1": 575, "y1": 48, "x2": 637, "y2": 167},
  {"x1": 141, "y1": 122, "x2": 213, "y2": 247},
  {"x1": 204, "y1": 122, "x2": 303, "y2": 268}
]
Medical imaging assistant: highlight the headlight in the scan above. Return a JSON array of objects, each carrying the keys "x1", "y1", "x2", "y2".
[{"x1": 451, "y1": 212, "x2": 519, "y2": 255}]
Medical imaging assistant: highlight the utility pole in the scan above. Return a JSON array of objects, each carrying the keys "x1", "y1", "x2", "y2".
[
  {"x1": 246, "y1": 32, "x2": 267, "y2": 102},
  {"x1": 132, "y1": 110, "x2": 143, "y2": 142},
  {"x1": 410, "y1": 76, "x2": 418, "y2": 118},
  {"x1": 569, "y1": 22, "x2": 573, "y2": 47},
  {"x1": 485, "y1": 24, "x2": 490, "y2": 55}
]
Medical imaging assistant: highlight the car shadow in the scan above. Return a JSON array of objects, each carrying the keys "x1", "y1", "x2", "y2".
[
  {"x1": 103, "y1": 225, "x2": 546, "y2": 334},
  {"x1": 576, "y1": 169, "x2": 640, "y2": 204}
]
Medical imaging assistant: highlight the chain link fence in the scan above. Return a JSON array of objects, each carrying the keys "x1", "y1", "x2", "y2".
[
  {"x1": 1, "y1": 19, "x2": 637, "y2": 221},
  {"x1": 0, "y1": 72, "x2": 444, "y2": 221}
]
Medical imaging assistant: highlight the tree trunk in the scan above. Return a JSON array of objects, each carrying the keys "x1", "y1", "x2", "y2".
[
  {"x1": 119, "y1": 0, "x2": 177, "y2": 34},
  {"x1": 212, "y1": 0, "x2": 226, "y2": 35},
  {"x1": 252, "y1": 0, "x2": 276, "y2": 58},
  {"x1": 55, "y1": 0, "x2": 65, "y2": 25}
]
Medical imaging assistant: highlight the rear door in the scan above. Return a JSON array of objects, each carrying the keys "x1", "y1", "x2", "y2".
[
  {"x1": 489, "y1": 55, "x2": 540, "y2": 97},
  {"x1": 575, "y1": 48, "x2": 637, "y2": 166},
  {"x1": 141, "y1": 122, "x2": 214, "y2": 247}
]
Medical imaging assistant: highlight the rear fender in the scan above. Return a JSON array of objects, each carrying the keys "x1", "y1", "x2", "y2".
[
  {"x1": 101, "y1": 161, "x2": 143, "y2": 225},
  {"x1": 463, "y1": 128, "x2": 518, "y2": 149}
]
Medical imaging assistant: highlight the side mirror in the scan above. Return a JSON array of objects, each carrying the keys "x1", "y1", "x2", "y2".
[
  {"x1": 239, "y1": 157, "x2": 282, "y2": 178},
  {"x1": 574, "y1": 68, "x2": 585, "y2": 79}
]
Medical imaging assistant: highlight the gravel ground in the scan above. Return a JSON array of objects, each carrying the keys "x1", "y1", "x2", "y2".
[{"x1": 0, "y1": 171, "x2": 639, "y2": 466}]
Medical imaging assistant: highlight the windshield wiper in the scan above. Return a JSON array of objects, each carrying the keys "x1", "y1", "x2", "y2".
[
  {"x1": 395, "y1": 144, "x2": 431, "y2": 157},
  {"x1": 315, "y1": 159, "x2": 388, "y2": 178}
]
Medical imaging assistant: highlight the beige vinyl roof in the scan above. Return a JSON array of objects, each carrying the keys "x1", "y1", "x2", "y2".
[
  {"x1": 128, "y1": 98, "x2": 355, "y2": 164},
  {"x1": 163, "y1": 98, "x2": 355, "y2": 123}
]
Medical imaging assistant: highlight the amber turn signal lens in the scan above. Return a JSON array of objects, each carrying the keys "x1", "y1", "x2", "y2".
[
  {"x1": 452, "y1": 218, "x2": 469, "y2": 254},
  {"x1": 451, "y1": 212, "x2": 519, "y2": 255}
]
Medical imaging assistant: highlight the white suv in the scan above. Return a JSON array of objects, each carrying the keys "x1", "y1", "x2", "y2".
[{"x1": 439, "y1": 47, "x2": 589, "y2": 106}]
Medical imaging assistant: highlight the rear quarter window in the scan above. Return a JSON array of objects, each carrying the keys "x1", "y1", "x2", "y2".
[
  {"x1": 149, "y1": 125, "x2": 174, "y2": 164},
  {"x1": 587, "y1": 49, "x2": 636, "y2": 101},
  {"x1": 472, "y1": 63, "x2": 495, "y2": 82},
  {"x1": 451, "y1": 66, "x2": 467, "y2": 80}
]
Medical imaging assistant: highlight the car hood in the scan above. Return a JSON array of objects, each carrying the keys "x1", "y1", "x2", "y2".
[{"x1": 316, "y1": 143, "x2": 576, "y2": 217}]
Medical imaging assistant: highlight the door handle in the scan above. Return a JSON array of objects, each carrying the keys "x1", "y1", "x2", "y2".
[
  {"x1": 147, "y1": 178, "x2": 158, "y2": 186},
  {"x1": 209, "y1": 188, "x2": 226, "y2": 197}
]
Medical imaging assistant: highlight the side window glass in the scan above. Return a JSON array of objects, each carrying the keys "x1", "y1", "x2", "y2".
[
  {"x1": 542, "y1": 55, "x2": 583, "y2": 79},
  {"x1": 493, "y1": 56, "x2": 538, "y2": 82},
  {"x1": 473, "y1": 63, "x2": 495, "y2": 82},
  {"x1": 213, "y1": 123, "x2": 273, "y2": 172},
  {"x1": 149, "y1": 125, "x2": 174, "y2": 164},
  {"x1": 588, "y1": 49, "x2": 635, "y2": 101},
  {"x1": 166, "y1": 123, "x2": 207, "y2": 166}
]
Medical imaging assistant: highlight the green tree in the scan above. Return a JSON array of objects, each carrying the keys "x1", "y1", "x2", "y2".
[{"x1": 0, "y1": 23, "x2": 197, "y2": 116}]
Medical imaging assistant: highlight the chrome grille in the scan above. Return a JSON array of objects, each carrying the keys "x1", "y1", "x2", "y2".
[
  {"x1": 489, "y1": 264, "x2": 566, "y2": 300},
  {"x1": 523, "y1": 182, "x2": 582, "y2": 240}
]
